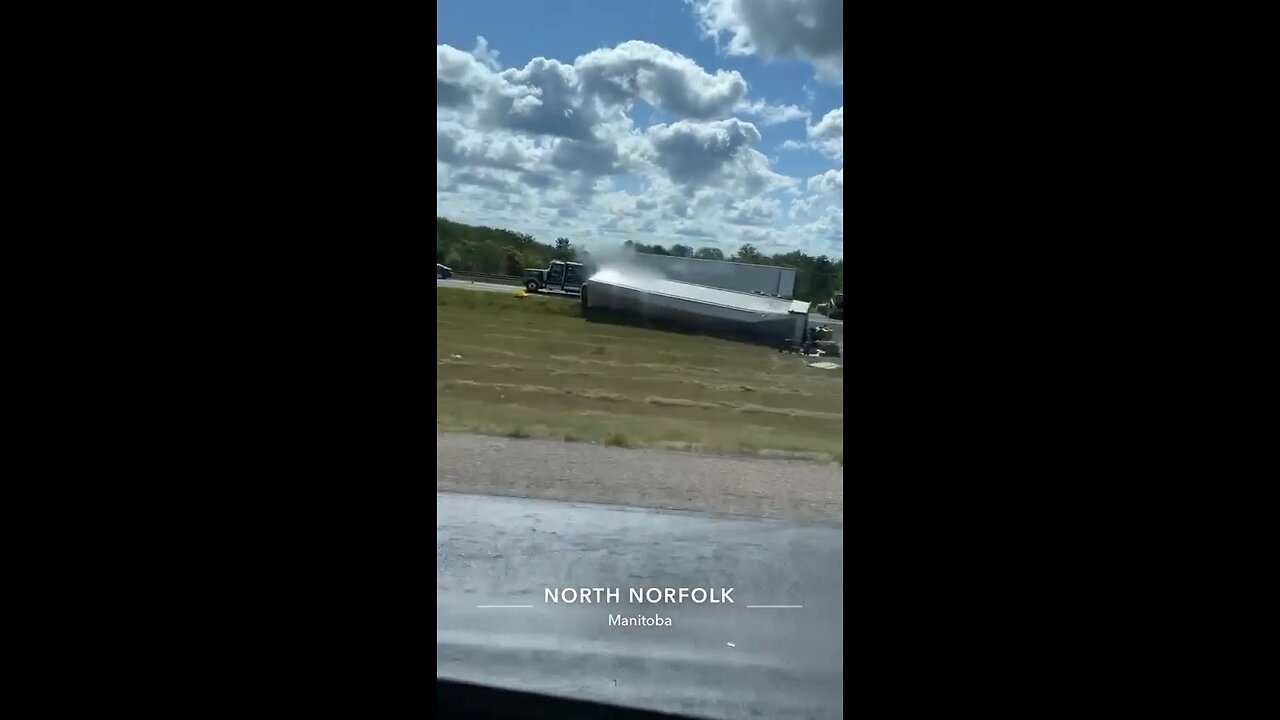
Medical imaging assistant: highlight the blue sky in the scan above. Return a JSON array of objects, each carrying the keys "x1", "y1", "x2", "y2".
[{"x1": 436, "y1": 0, "x2": 844, "y2": 258}]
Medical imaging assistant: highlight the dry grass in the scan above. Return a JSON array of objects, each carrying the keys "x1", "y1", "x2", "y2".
[
  {"x1": 435, "y1": 286, "x2": 580, "y2": 316},
  {"x1": 436, "y1": 286, "x2": 843, "y2": 462}
]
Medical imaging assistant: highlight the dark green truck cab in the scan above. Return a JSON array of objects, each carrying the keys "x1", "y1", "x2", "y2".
[{"x1": 523, "y1": 260, "x2": 585, "y2": 293}]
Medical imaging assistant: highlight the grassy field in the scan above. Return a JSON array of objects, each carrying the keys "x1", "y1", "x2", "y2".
[{"x1": 436, "y1": 287, "x2": 843, "y2": 463}]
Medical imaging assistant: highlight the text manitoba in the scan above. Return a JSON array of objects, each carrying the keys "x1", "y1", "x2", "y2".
[
  {"x1": 544, "y1": 587, "x2": 735, "y2": 604},
  {"x1": 610, "y1": 613, "x2": 673, "y2": 627}
]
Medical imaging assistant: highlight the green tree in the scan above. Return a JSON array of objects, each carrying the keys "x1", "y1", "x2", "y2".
[
  {"x1": 694, "y1": 247, "x2": 724, "y2": 260},
  {"x1": 735, "y1": 244, "x2": 765, "y2": 264},
  {"x1": 670, "y1": 244, "x2": 692, "y2": 257},
  {"x1": 471, "y1": 242, "x2": 503, "y2": 274},
  {"x1": 436, "y1": 217, "x2": 559, "y2": 275},
  {"x1": 502, "y1": 247, "x2": 526, "y2": 276}
]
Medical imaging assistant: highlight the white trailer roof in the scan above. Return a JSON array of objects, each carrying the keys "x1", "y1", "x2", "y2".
[{"x1": 588, "y1": 268, "x2": 808, "y2": 315}]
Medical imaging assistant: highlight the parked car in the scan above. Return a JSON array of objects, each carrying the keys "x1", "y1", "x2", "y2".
[{"x1": 437, "y1": 263, "x2": 452, "y2": 279}]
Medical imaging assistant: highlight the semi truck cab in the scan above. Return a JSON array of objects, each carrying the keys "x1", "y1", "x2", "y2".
[{"x1": 524, "y1": 260, "x2": 585, "y2": 294}]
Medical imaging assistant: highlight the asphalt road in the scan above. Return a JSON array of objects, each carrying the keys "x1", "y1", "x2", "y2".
[
  {"x1": 437, "y1": 492, "x2": 844, "y2": 720},
  {"x1": 438, "y1": 277, "x2": 582, "y2": 298},
  {"x1": 438, "y1": 277, "x2": 524, "y2": 294}
]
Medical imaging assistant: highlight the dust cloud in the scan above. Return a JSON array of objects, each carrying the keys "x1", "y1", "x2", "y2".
[{"x1": 579, "y1": 244, "x2": 667, "y2": 285}]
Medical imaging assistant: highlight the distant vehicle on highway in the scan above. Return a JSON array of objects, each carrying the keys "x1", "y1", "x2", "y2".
[
  {"x1": 437, "y1": 263, "x2": 452, "y2": 279},
  {"x1": 523, "y1": 260, "x2": 584, "y2": 294}
]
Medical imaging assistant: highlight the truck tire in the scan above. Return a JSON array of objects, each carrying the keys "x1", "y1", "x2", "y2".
[
  {"x1": 814, "y1": 340, "x2": 841, "y2": 357},
  {"x1": 524, "y1": 280, "x2": 539, "y2": 293}
]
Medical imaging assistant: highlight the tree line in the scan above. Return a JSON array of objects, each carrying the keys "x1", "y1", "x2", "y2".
[
  {"x1": 436, "y1": 217, "x2": 571, "y2": 277},
  {"x1": 436, "y1": 217, "x2": 842, "y2": 302},
  {"x1": 622, "y1": 240, "x2": 842, "y2": 303}
]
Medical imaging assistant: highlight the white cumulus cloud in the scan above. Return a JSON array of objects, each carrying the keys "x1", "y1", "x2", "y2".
[
  {"x1": 436, "y1": 34, "x2": 838, "y2": 257},
  {"x1": 808, "y1": 106, "x2": 843, "y2": 161},
  {"x1": 691, "y1": 0, "x2": 844, "y2": 83}
]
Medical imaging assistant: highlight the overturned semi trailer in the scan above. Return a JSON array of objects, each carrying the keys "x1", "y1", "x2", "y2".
[
  {"x1": 624, "y1": 253, "x2": 798, "y2": 298},
  {"x1": 577, "y1": 251, "x2": 796, "y2": 297},
  {"x1": 581, "y1": 268, "x2": 810, "y2": 346}
]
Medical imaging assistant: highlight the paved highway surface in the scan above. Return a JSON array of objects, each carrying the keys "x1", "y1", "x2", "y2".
[
  {"x1": 438, "y1": 277, "x2": 580, "y2": 298},
  {"x1": 438, "y1": 277, "x2": 524, "y2": 294},
  {"x1": 437, "y1": 492, "x2": 843, "y2": 720}
]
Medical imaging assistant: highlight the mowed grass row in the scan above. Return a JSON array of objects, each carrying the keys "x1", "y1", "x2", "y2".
[{"x1": 436, "y1": 287, "x2": 843, "y2": 462}]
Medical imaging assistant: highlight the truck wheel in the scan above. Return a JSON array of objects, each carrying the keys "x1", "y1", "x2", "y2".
[{"x1": 524, "y1": 280, "x2": 538, "y2": 293}]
